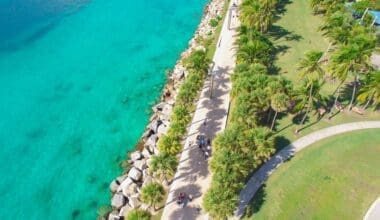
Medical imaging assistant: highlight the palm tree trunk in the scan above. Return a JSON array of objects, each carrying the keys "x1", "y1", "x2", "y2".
[
  {"x1": 348, "y1": 75, "x2": 358, "y2": 110},
  {"x1": 271, "y1": 111, "x2": 278, "y2": 131},
  {"x1": 266, "y1": 109, "x2": 272, "y2": 125},
  {"x1": 328, "y1": 83, "x2": 342, "y2": 119},
  {"x1": 363, "y1": 92, "x2": 374, "y2": 109},
  {"x1": 301, "y1": 83, "x2": 314, "y2": 125}
]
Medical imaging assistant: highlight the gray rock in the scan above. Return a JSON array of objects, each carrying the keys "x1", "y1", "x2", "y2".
[
  {"x1": 117, "y1": 177, "x2": 133, "y2": 192},
  {"x1": 144, "y1": 134, "x2": 157, "y2": 150},
  {"x1": 148, "y1": 120, "x2": 161, "y2": 133},
  {"x1": 157, "y1": 124, "x2": 168, "y2": 137},
  {"x1": 128, "y1": 194, "x2": 142, "y2": 208},
  {"x1": 122, "y1": 182, "x2": 138, "y2": 197},
  {"x1": 141, "y1": 147, "x2": 152, "y2": 159},
  {"x1": 142, "y1": 175, "x2": 153, "y2": 187},
  {"x1": 146, "y1": 158, "x2": 152, "y2": 168},
  {"x1": 128, "y1": 167, "x2": 142, "y2": 181},
  {"x1": 111, "y1": 193, "x2": 126, "y2": 209},
  {"x1": 109, "y1": 180, "x2": 119, "y2": 193},
  {"x1": 130, "y1": 151, "x2": 142, "y2": 161},
  {"x1": 119, "y1": 205, "x2": 132, "y2": 217},
  {"x1": 116, "y1": 175, "x2": 128, "y2": 183},
  {"x1": 108, "y1": 211, "x2": 120, "y2": 220},
  {"x1": 134, "y1": 159, "x2": 147, "y2": 171}
]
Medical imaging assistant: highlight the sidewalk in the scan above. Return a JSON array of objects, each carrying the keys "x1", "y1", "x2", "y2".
[
  {"x1": 235, "y1": 121, "x2": 380, "y2": 217},
  {"x1": 161, "y1": 1, "x2": 239, "y2": 219}
]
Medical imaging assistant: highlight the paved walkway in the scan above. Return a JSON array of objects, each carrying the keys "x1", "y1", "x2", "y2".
[
  {"x1": 161, "y1": 1, "x2": 240, "y2": 220},
  {"x1": 364, "y1": 197, "x2": 380, "y2": 220},
  {"x1": 235, "y1": 121, "x2": 380, "y2": 217}
]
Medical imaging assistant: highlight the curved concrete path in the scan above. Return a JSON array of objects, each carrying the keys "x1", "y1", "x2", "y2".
[
  {"x1": 235, "y1": 121, "x2": 380, "y2": 217},
  {"x1": 364, "y1": 197, "x2": 380, "y2": 220}
]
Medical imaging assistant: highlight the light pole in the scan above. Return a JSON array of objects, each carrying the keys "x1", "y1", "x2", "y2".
[
  {"x1": 208, "y1": 62, "x2": 216, "y2": 99},
  {"x1": 228, "y1": 3, "x2": 238, "y2": 30}
]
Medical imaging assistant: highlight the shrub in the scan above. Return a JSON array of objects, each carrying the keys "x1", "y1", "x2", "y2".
[
  {"x1": 125, "y1": 209, "x2": 151, "y2": 220},
  {"x1": 210, "y1": 18, "x2": 219, "y2": 27}
]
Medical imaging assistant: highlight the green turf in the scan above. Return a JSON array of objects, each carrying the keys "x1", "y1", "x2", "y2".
[
  {"x1": 270, "y1": 0, "x2": 329, "y2": 81},
  {"x1": 270, "y1": 0, "x2": 380, "y2": 143},
  {"x1": 244, "y1": 129, "x2": 380, "y2": 220}
]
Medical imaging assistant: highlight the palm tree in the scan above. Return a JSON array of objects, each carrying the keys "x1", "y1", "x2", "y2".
[
  {"x1": 294, "y1": 81, "x2": 324, "y2": 132},
  {"x1": 270, "y1": 93, "x2": 289, "y2": 130},
  {"x1": 237, "y1": 39, "x2": 274, "y2": 65},
  {"x1": 329, "y1": 34, "x2": 375, "y2": 110},
  {"x1": 149, "y1": 153, "x2": 178, "y2": 184},
  {"x1": 297, "y1": 51, "x2": 324, "y2": 125},
  {"x1": 140, "y1": 183, "x2": 165, "y2": 211},
  {"x1": 358, "y1": 70, "x2": 380, "y2": 109}
]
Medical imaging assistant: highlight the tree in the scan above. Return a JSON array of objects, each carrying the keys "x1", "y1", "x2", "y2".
[
  {"x1": 237, "y1": 38, "x2": 274, "y2": 65},
  {"x1": 297, "y1": 51, "x2": 324, "y2": 126},
  {"x1": 150, "y1": 153, "x2": 178, "y2": 184},
  {"x1": 157, "y1": 134, "x2": 181, "y2": 155},
  {"x1": 329, "y1": 33, "x2": 375, "y2": 110},
  {"x1": 140, "y1": 183, "x2": 165, "y2": 211},
  {"x1": 358, "y1": 70, "x2": 380, "y2": 109},
  {"x1": 125, "y1": 209, "x2": 151, "y2": 220},
  {"x1": 203, "y1": 185, "x2": 239, "y2": 219},
  {"x1": 295, "y1": 81, "x2": 324, "y2": 129},
  {"x1": 270, "y1": 93, "x2": 289, "y2": 130},
  {"x1": 184, "y1": 49, "x2": 210, "y2": 73}
]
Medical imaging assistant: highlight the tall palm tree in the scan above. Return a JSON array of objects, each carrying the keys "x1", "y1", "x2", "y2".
[
  {"x1": 297, "y1": 51, "x2": 324, "y2": 128},
  {"x1": 358, "y1": 70, "x2": 380, "y2": 109},
  {"x1": 270, "y1": 93, "x2": 289, "y2": 130},
  {"x1": 149, "y1": 153, "x2": 178, "y2": 184},
  {"x1": 140, "y1": 183, "x2": 165, "y2": 211},
  {"x1": 329, "y1": 34, "x2": 375, "y2": 110},
  {"x1": 237, "y1": 39, "x2": 274, "y2": 65}
]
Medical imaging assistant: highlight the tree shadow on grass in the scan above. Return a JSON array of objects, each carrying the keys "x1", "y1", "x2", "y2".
[
  {"x1": 274, "y1": 0, "x2": 293, "y2": 20},
  {"x1": 242, "y1": 184, "x2": 267, "y2": 218}
]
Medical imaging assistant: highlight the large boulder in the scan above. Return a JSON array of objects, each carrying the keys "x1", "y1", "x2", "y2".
[
  {"x1": 122, "y1": 182, "x2": 138, "y2": 197},
  {"x1": 148, "y1": 120, "x2": 161, "y2": 134},
  {"x1": 119, "y1": 205, "x2": 132, "y2": 217},
  {"x1": 144, "y1": 135, "x2": 157, "y2": 151},
  {"x1": 111, "y1": 193, "x2": 126, "y2": 209},
  {"x1": 142, "y1": 175, "x2": 153, "y2": 187},
  {"x1": 117, "y1": 177, "x2": 133, "y2": 192},
  {"x1": 108, "y1": 211, "x2": 120, "y2": 220},
  {"x1": 130, "y1": 151, "x2": 142, "y2": 161},
  {"x1": 128, "y1": 194, "x2": 142, "y2": 208},
  {"x1": 156, "y1": 124, "x2": 168, "y2": 137},
  {"x1": 134, "y1": 159, "x2": 147, "y2": 171},
  {"x1": 128, "y1": 167, "x2": 142, "y2": 181},
  {"x1": 141, "y1": 147, "x2": 152, "y2": 159},
  {"x1": 116, "y1": 175, "x2": 128, "y2": 183},
  {"x1": 109, "y1": 180, "x2": 119, "y2": 193}
]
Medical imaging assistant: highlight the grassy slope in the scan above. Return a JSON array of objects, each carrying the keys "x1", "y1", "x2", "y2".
[{"x1": 245, "y1": 129, "x2": 380, "y2": 220}]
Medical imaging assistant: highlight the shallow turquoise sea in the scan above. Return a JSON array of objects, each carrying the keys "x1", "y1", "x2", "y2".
[{"x1": 0, "y1": 0, "x2": 207, "y2": 219}]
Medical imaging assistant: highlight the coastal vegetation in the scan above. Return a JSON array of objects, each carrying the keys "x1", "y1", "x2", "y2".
[
  {"x1": 105, "y1": 0, "x2": 231, "y2": 219},
  {"x1": 140, "y1": 183, "x2": 165, "y2": 211},
  {"x1": 125, "y1": 209, "x2": 151, "y2": 220},
  {"x1": 204, "y1": 0, "x2": 379, "y2": 218},
  {"x1": 244, "y1": 129, "x2": 380, "y2": 219}
]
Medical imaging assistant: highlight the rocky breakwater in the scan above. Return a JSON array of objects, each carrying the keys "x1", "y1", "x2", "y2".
[{"x1": 106, "y1": 0, "x2": 225, "y2": 219}]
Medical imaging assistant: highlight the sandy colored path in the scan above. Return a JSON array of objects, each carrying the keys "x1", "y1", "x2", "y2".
[{"x1": 161, "y1": 1, "x2": 240, "y2": 219}]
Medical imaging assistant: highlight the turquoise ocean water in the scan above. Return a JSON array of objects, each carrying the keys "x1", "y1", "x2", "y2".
[{"x1": 0, "y1": 0, "x2": 207, "y2": 219}]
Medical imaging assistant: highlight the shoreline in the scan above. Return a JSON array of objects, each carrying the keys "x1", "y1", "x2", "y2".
[{"x1": 106, "y1": 0, "x2": 226, "y2": 218}]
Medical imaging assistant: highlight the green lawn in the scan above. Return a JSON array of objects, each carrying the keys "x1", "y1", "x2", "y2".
[
  {"x1": 270, "y1": 0, "x2": 380, "y2": 144},
  {"x1": 270, "y1": 0, "x2": 329, "y2": 81},
  {"x1": 244, "y1": 129, "x2": 380, "y2": 220}
]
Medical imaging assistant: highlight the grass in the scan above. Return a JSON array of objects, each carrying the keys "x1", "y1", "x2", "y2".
[
  {"x1": 269, "y1": 0, "x2": 380, "y2": 145},
  {"x1": 244, "y1": 129, "x2": 380, "y2": 220}
]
